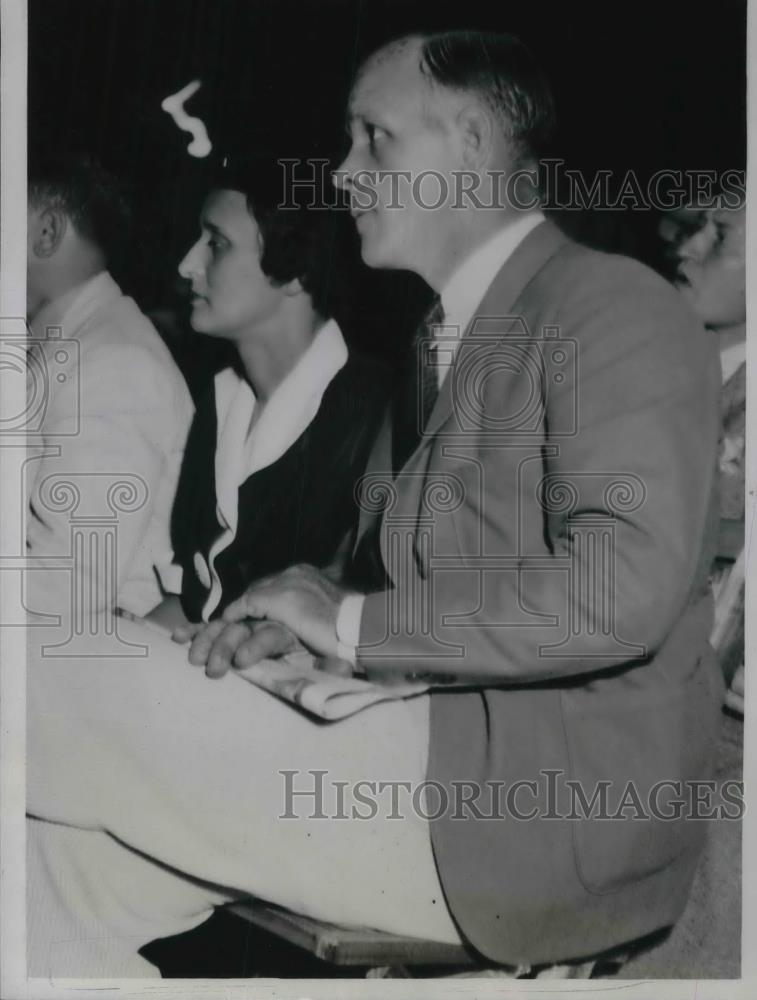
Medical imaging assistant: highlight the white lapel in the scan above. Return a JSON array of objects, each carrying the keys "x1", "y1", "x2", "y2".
[{"x1": 213, "y1": 367, "x2": 256, "y2": 537}]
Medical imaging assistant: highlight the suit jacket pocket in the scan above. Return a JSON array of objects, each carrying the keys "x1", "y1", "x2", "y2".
[{"x1": 562, "y1": 646, "x2": 721, "y2": 895}]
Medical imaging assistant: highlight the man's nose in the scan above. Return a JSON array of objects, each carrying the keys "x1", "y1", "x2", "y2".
[{"x1": 332, "y1": 149, "x2": 355, "y2": 192}]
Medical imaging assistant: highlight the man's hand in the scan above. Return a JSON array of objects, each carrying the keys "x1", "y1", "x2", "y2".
[
  {"x1": 314, "y1": 656, "x2": 355, "y2": 678},
  {"x1": 174, "y1": 618, "x2": 300, "y2": 679},
  {"x1": 222, "y1": 564, "x2": 350, "y2": 658}
]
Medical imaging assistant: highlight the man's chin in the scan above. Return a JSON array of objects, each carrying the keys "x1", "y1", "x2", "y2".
[
  {"x1": 361, "y1": 250, "x2": 390, "y2": 269},
  {"x1": 359, "y1": 237, "x2": 401, "y2": 271}
]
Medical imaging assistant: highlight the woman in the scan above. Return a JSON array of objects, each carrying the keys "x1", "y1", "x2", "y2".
[
  {"x1": 148, "y1": 156, "x2": 389, "y2": 637},
  {"x1": 658, "y1": 196, "x2": 746, "y2": 714}
]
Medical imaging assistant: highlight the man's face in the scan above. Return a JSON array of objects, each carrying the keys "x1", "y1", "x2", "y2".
[
  {"x1": 178, "y1": 189, "x2": 285, "y2": 341},
  {"x1": 659, "y1": 204, "x2": 746, "y2": 329},
  {"x1": 335, "y1": 43, "x2": 466, "y2": 283}
]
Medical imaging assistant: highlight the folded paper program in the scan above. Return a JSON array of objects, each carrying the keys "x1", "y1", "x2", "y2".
[
  {"x1": 122, "y1": 616, "x2": 426, "y2": 720},
  {"x1": 235, "y1": 650, "x2": 428, "y2": 720}
]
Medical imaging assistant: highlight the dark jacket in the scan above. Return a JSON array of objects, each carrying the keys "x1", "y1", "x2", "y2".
[{"x1": 173, "y1": 353, "x2": 389, "y2": 622}]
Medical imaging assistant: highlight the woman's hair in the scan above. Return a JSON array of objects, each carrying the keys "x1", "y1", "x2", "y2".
[{"x1": 213, "y1": 154, "x2": 352, "y2": 321}]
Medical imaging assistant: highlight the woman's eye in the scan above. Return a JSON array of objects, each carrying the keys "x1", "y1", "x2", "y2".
[{"x1": 366, "y1": 124, "x2": 386, "y2": 148}]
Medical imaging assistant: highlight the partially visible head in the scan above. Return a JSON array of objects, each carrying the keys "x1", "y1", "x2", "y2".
[
  {"x1": 178, "y1": 156, "x2": 348, "y2": 342},
  {"x1": 659, "y1": 197, "x2": 746, "y2": 330},
  {"x1": 335, "y1": 31, "x2": 554, "y2": 285},
  {"x1": 27, "y1": 154, "x2": 131, "y2": 321}
]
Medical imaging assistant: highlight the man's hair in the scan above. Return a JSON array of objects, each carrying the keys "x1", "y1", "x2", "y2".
[
  {"x1": 28, "y1": 153, "x2": 133, "y2": 265},
  {"x1": 215, "y1": 155, "x2": 353, "y2": 321},
  {"x1": 415, "y1": 30, "x2": 555, "y2": 163}
]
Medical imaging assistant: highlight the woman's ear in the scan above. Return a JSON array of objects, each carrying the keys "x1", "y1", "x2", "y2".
[
  {"x1": 281, "y1": 277, "x2": 305, "y2": 297},
  {"x1": 30, "y1": 206, "x2": 67, "y2": 259},
  {"x1": 456, "y1": 102, "x2": 494, "y2": 171}
]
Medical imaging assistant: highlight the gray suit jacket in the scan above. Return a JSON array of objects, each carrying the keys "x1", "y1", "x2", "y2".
[{"x1": 354, "y1": 220, "x2": 724, "y2": 964}]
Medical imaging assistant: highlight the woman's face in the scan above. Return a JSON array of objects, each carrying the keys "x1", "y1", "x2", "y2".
[
  {"x1": 178, "y1": 189, "x2": 285, "y2": 339},
  {"x1": 659, "y1": 204, "x2": 746, "y2": 330}
]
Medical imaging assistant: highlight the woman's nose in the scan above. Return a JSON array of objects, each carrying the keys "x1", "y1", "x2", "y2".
[
  {"x1": 677, "y1": 218, "x2": 717, "y2": 263},
  {"x1": 178, "y1": 240, "x2": 202, "y2": 279}
]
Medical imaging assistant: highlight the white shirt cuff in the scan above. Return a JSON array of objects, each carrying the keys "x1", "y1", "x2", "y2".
[{"x1": 336, "y1": 593, "x2": 365, "y2": 665}]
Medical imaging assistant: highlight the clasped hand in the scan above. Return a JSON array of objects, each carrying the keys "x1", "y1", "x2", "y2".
[{"x1": 173, "y1": 564, "x2": 354, "y2": 679}]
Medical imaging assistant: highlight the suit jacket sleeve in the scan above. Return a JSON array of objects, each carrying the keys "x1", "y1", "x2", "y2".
[{"x1": 358, "y1": 254, "x2": 721, "y2": 683}]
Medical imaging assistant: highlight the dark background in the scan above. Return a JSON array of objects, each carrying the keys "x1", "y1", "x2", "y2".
[{"x1": 29, "y1": 0, "x2": 747, "y2": 378}]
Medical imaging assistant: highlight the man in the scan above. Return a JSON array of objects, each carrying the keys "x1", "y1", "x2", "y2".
[
  {"x1": 25, "y1": 154, "x2": 193, "y2": 619},
  {"x1": 659, "y1": 197, "x2": 746, "y2": 712},
  {"x1": 27, "y1": 34, "x2": 722, "y2": 976}
]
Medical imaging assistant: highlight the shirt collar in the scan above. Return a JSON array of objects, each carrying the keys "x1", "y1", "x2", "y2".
[
  {"x1": 29, "y1": 271, "x2": 119, "y2": 346},
  {"x1": 440, "y1": 212, "x2": 545, "y2": 335},
  {"x1": 720, "y1": 339, "x2": 746, "y2": 386},
  {"x1": 247, "y1": 317, "x2": 348, "y2": 472}
]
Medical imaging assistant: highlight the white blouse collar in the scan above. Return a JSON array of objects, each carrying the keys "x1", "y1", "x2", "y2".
[{"x1": 213, "y1": 319, "x2": 348, "y2": 536}]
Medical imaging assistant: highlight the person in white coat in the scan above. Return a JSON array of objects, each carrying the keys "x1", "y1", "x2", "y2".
[{"x1": 25, "y1": 154, "x2": 193, "y2": 624}]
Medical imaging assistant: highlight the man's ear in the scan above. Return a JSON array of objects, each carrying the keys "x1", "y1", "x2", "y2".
[
  {"x1": 30, "y1": 207, "x2": 67, "y2": 259},
  {"x1": 456, "y1": 103, "x2": 494, "y2": 170}
]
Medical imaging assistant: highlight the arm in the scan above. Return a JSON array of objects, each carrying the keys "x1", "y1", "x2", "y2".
[
  {"x1": 357, "y1": 262, "x2": 721, "y2": 683},
  {"x1": 214, "y1": 263, "x2": 720, "y2": 686},
  {"x1": 216, "y1": 262, "x2": 720, "y2": 684},
  {"x1": 144, "y1": 594, "x2": 191, "y2": 631}
]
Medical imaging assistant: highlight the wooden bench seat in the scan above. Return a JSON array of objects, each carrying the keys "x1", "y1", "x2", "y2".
[{"x1": 226, "y1": 898, "x2": 476, "y2": 968}]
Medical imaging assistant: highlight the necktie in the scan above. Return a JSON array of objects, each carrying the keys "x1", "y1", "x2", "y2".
[
  {"x1": 348, "y1": 296, "x2": 444, "y2": 591},
  {"x1": 392, "y1": 295, "x2": 444, "y2": 474}
]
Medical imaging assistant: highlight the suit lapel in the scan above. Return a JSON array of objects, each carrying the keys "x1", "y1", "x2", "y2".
[
  {"x1": 355, "y1": 219, "x2": 573, "y2": 576},
  {"x1": 416, "y1": 219, "x2": 571, "y2": 451},
  {"x1": 353, "y1": 407, "x2": 394, "y2": 564}
]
